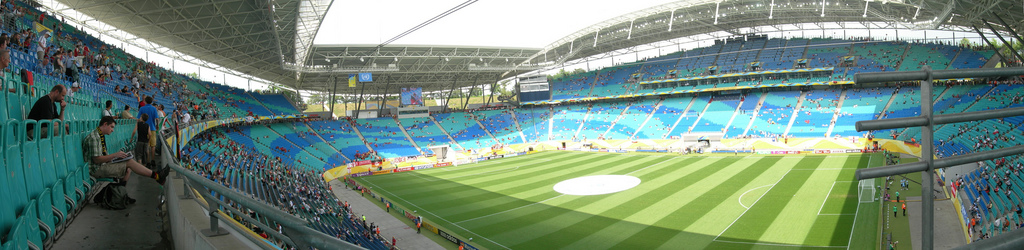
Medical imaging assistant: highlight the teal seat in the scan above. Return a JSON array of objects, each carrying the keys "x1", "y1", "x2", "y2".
[
  {"x1": 0, "y1": 90, "x2": 7, "y2": 121},
  {"x1": 6, "y1": 86, "x2": 22, "y2": 121},
  {"x1": 3, "y1": 119, "x2": 30, "y2": 216},
  {"x1": 56, "y1": 121, "x2": 84, "y2": 210},
  {"x1": 0, "y1": 120, "x2": 14, "y2": 248},
  {"x1": 37, "y1": 120, "x2": 70, "y2": 232},
  {"x1": 18, "y1": 120, "x2": 57, "y2": 245}
]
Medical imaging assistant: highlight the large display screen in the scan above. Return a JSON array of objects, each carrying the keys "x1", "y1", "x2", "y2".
[{"x1": 401, "y1": 87, "x2": 423, "y2": 106}]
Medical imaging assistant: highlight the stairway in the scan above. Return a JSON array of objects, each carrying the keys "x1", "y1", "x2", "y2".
[
  {"x1": 825, "y1": 89, "x2": 848, "y2": 137},
  {"x1": 574, "y1": 105, "x2": 594, "y2": 139},
  {"x1": 893, "y1": 43, "x2": 912, "y2": 71},
  {"x1": 471, "y1": 113, "x2": 500, "y2": 143},
  {"x1": 686, "y1": 99, "x2": 712, "y2": 133},
  {"x1": 722, "y1": 97, "x2": 745, "y2": 137},
  {"x1": 246, "y1": 92, "x2": 277, "y2": 116},
  {"x1": 632, "y1": 99, "x2": 664, "y2": 139},
  {"x1": 783, "y1": 91, "x2": 808, "y2": 136},
  {"x1": 663, "y1": 97, "x2": 697, "y2": 139},
  {"x1": 393, "y1": 117, "x2": 426, "y2": 155},
  {"x1": 430, "y1": 115, "x2": 466, "y2": 150},
  {"x1": 743, "y1": 92, "x2": 768, "y2": 136},
  {"x1": 601, "y1": 104, "x2": 632, "y2": 138},
  {"x1": 301, "y1": 121, "x2": 353, "y2": 162},
  {"x1": 509, "y1": 110, "x2": 528, "y2": 143}
]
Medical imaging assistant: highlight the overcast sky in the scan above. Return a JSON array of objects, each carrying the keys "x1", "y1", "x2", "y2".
[{"x1": 313, "y1": 0, "x2": 680, "y2": 47}]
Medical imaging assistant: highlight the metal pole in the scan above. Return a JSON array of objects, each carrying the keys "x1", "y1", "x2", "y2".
[
  {"x1": 444, "y1": 75, "x2": 458, "y2": 112},
  {"x1": 355, "y1": 79, "x2": 367, "y2": 119},
  {"x1": 857, "y1": 144, "x2": 1024, "y2": 179},
  {"x1": 983, "y1": 20, "x2": 1024, "y2": 64},
  {"x1": 378, "y1": 76, "x2": 391, "y2": 115},
  {"x1": 992, "y1": 14, "x2": 1024, "y2": 56},
  {"x1": 973, "y1": 25, "x2": 1011, "y2": 66},
  {"x1": 853, "y1": 67, "x2": 1024, "y2": 84},
  {"x1": 856, "y1": 106, "x2": 1024, "y2": 132},
  {"x1": 463, "y1": 77, "x2": 476, "y2": 110},
  {"x1": 920, "y1": 66, "x2": 934, "y2": 250},
  {"x1": 329, "y1": 77, "x2": 338, "y2": 117}
]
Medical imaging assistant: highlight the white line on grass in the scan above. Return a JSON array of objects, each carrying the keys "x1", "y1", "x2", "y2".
[
  {"x1": 440, "y1": 157, "x2": 551, "y2": 171},
  {"x1": 846, "y1": 154, "x2": 870, "y2": 250},
  {"x1": 454, "y1": 194, "x2": 566, "y2": 224},
  {"x1": 362, "y1": 178, "x2": 512, "y2": 250},
  {"x1": 817, "y1": 181, "x2": 839, "y2": 215},
  {"x1": 714, "y1": 239, "x2": 847, "y2": 248},
  {"x1": 713, "y1": 169, "x2": 791, "y2": 242},
  {"x1": 738, "y1": 184, "x2": 775, "y2": 209},
  {"x1": 410, "y1": 166, "x2": 521, "y2": 182},
  {"x1": 846, "y1": 196, "x2": 862, "y2": 250},
  {"x1": 624, "y1": 156, "x2": 680, "y2": 176}
]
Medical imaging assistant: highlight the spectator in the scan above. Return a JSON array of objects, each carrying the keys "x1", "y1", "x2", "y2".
[
  {"x1": 83, "y1": 116, "x2": 167, "y2": 185},
  {"x1": 103, "y1": 100, "x2": 114, "y2": 117},
  {"x1": 182, "y1": 110, "x2": 191, "y2": 124},
  {"x1": 119, "y1": 105, "x2": 134, "y2": 119},
  {"x1": 26, "y1": 84, "x2": 67, "y2": 139},
  {"x1": 129, "y1": 113, "x2": 150, "y2": 166},
  {"x1": 0, "y1": 33, "x2": 9, "y2": 71},
  {"x1": 138, "y1": 96, "x2": 159, "y2": 165},
  {"x1": 36, "y1": 31, "x2": 48, "y2": 64},
  {"x1": 66, "y1": 82, "x2": 81, "y2": 99}
]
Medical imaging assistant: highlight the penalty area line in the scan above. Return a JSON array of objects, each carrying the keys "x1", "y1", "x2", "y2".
[
  {"x1": 738, "y1": 184, "x2": 775, "y2": 209},
  {"x1": 714, "y1": 169, "x2": 791, "y2": 242}
]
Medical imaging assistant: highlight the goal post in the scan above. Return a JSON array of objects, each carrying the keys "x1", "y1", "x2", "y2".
[{"x1": 859, "y1": 179, "x2": 876, "y2": 203}]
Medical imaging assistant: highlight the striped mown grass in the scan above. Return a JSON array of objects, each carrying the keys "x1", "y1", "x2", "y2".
[{"x1": 355, "y1": 151, "x2": 879, "y2": 249}]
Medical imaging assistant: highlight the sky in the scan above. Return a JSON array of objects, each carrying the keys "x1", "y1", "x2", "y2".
[{"x1": 313, "y1": 0, "x2": 681, "y2": 47}]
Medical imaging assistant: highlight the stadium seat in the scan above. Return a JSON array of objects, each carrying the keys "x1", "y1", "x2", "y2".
[{"x1": 19, "y1": 120, "x2": 59, "y2": 244}]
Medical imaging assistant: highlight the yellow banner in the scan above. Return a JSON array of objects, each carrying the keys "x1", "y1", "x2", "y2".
[
  {"x1": 33, "y1": 22, "x2": 52, "y2": 34},
  {"x1": 322, "y1": 166, "x2": 349, "y2": 183},
  {"x1": 348, "y1": 76, "x2": 357, "y2": 87}
]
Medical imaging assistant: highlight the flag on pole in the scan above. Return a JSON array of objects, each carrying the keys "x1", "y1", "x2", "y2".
[{"x1": 348, "y1": 74, "x2": 356, "y2": 87}]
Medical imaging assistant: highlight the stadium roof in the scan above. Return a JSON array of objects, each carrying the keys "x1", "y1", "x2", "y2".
[{"x1": 53, "y1": 0, "x2": 1024, "y2": 95}]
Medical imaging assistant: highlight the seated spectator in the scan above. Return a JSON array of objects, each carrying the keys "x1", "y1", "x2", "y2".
[
  {"x1": 103, "y1": 100, "x2": 114, "y2": 117},
  {"x1": 119, "y1": 105, "x2": 134, "y2": 119},
  {"x1": 83, "y1": 116, "x2": 168, "y2": 185},
  {"x1": 26, "y1": 84, "x2": 67, "y2": 139},
  {"x1": 0, "y1": 33, "x2": 9, "y2": 71}
]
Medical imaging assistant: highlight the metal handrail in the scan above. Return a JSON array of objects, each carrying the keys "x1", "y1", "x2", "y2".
[
  {"x1": 854, "y1": 66, "x2": 1024, "y2": 250},
  {"x1": 156, "y1": 128, "x2": 362, "y2": 250}
]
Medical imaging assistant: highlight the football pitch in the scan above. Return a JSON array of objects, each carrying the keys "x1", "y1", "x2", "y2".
[{"x1": 354, "y1": 151, "x2": 881, "y2": 249}]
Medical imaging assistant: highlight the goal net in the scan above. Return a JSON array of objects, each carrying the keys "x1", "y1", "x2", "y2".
[{"x1": 859, "y1": 179, "x2": 876, "y2": 203}]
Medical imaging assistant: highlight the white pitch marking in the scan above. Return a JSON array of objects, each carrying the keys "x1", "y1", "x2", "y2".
[{"x1": 738, "y1": 184, "x2": 775, "y2": 209}]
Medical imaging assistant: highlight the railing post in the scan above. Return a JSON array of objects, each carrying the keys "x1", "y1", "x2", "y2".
[
  {"x1": 920, "y1": 66, "x2": 934, "y2": 250},
  {"x1": 201, "y1": 209, "x2": 228, "y2": 237},
  {"x1": 179, "y1": 178, "x2": 193, "y2": 200}
]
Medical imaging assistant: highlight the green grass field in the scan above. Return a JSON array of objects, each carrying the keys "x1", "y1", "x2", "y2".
[{"x1": 355, "y1": 151, "x2": 882, "y2": 249}]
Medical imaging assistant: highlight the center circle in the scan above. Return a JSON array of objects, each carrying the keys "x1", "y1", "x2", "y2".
[{"x1": 553, "y1": 175, "x2": 641, "y2": 196}]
